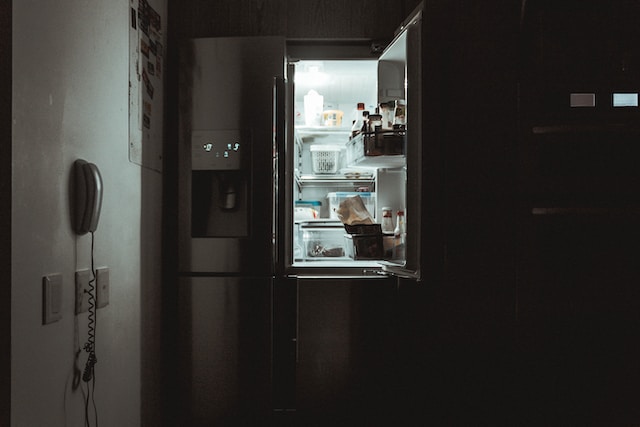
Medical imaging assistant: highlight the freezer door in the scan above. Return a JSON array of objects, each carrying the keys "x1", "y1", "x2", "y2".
[
  {"x1": 177, "y1": 277, "x2": 272, "y2": 425},
  {"x1": 178, "y1": 37, "x2": 286, "y2": 274},
  {"x1": 295, "y1": 276, "x2": 399, "y2": 425}
]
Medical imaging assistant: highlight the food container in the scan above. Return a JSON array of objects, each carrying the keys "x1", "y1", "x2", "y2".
[
  {"x1": 343, "y1": 223, "x2": 381, "y2": 235},
  {"x1": 322, "y1": 110, "x2": 344, "y2": 127},
  {"x1": 294, "y1": 200, "x2": 321, "y2": 220},
  {"x1": 310, "y1": 145, "x2": 341, "y2": 174},
  {"x1": 295, "y1": 200, "x2": 322, "y2": 209},
  {"x1": 301, "y1": 222, "x2": 346, "y2": 259},
  {"x1": 343, "y1": 224, "x2": 384, "y2": 260},
  {"x1": 327, "y1": 192, "x2": 376, "y2": 220},
  {"x1": 346, "y1": 131, "x2": 405, "y2": 165},
  {"x1": 344, "y1": 234, "x2": 384, "y2": 259}
]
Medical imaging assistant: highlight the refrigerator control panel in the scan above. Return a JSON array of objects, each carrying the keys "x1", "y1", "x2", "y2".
[{"x1": 191, "y1": 129, "x2": 242, "y2": 170}]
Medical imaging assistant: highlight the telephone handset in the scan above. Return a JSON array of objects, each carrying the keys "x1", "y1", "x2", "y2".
[{"x1": 74, "y1": 159, "x2": 103, "y2": 235}]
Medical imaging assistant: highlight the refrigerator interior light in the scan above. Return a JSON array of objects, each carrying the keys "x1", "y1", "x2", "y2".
[{"x1": 295, "y1": 63, "x2": 330, "y2": 86}]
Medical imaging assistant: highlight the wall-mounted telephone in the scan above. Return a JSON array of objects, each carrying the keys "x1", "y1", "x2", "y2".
[{"x1": 74, "y1": 159, "x2": 103, "y2": 235}]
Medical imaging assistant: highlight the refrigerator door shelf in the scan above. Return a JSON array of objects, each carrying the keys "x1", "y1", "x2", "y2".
[
  {"x1": 345, "y1": 131, "x2": 406, "y2": 168},
  {"x1": 379, "y1": 260, "x2": 419, "y2": 280}
]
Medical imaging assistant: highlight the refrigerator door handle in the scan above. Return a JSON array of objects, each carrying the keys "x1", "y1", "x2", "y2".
[{"x1": 273, "y1": 75, "x2": 287, "y2": 275}]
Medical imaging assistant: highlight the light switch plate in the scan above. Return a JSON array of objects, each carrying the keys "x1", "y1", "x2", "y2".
[
  {"x1": 43, "y1": 273, "x2": 63, "y2": 324},
  {"x1": 75, "y1": 269, "x2": 91, "y2": 314},
  {"x1": 96, "y1": 267, "x2": 109, "y2": 309}
]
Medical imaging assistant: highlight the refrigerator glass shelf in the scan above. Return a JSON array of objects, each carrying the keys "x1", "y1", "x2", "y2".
[
  {"x1": 292, "y1": 260, "x2": 383, "y2": 268},
  {"x1": 295, "y1": 126, "x2": 352, "y2": 134},
  {"x1": 297, "y1": 174, "x2": 375, "y2": 182},
  {"x1": 295, "y1": 173, "x2": 376, "y2": 190}
]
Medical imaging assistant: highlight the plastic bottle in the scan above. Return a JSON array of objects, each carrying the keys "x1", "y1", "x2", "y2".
[
  {"x1": 351, "y1": 102, "x2": 365, "y2": 122},
  {"x1": 350, "y1": 103, "x2": 366, "y2": 138},
  {"x1": 304, "y1": 90, "x2": 324, "y2": 127},
  {"x1": 368, "y1": 112, "x2": 383, "y2": 133},
  {"x1": 393, "y1": 99, "x2": 406, "y2": 126},
  {"x1": 379, "y1": 101, "x2": 394, "y2": 129},
  {"x1": 393, "y1": 210, "x2": 406, "y2": 260},
  {"x1": 360, "y1": 110, "x2": 370, "y2": 135},
  {"x1": 381, "y1": 207, "x2": 395, "y2": 233}
]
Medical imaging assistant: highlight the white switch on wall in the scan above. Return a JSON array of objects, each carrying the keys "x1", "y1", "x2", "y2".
[{"x1": 43, "y1": 273, "x2": 63, "y2": 324}]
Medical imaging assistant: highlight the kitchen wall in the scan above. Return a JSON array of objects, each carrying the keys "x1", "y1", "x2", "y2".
[
  {"x1": 173, "y1": 0, "x2": 422, "y2": 39},
  {"x1": 11, "y1": 1, "x2": 163, "y2": 426},
  {"x1": 1, "y1": 0, "x2": 11, "y2": 425}
]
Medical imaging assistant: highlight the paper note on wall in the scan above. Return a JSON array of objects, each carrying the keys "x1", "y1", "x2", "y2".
[{"x1": 129, "y1": 0, "x2": 165, "y2": 172}]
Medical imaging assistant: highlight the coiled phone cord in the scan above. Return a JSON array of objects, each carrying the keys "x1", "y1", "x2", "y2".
[{"x1": 83, "y1": 231, "x2": 98, "y2": 427}]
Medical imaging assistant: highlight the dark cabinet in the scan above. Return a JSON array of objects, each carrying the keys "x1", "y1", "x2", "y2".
[
  {"x1": 516, "y1": 1, "x2": 640, "y2": 424},
  {"x1": 516, "y1": 212, "x2": 640, "y2": 424},
  {"x1": 519, "y1": 0, "x2": 640, "y2": 207}
]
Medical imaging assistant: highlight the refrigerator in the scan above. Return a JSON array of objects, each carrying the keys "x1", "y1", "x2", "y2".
[{"x1": 177, "y1": 3, "x2": 430, "y2": 425}]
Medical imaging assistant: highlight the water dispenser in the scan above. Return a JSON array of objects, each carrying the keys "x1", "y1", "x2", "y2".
[{"x1": 190, "y1": 129, "x2": 249, "y2": 237}]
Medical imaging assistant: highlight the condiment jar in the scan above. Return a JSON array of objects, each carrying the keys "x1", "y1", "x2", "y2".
[{"x1": 381, "y1": 207, "x2": 394, "y2": 233}]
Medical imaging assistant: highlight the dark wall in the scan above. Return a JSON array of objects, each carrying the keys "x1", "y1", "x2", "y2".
[
  {"x1": 172, "y1": 0, "x2": 423, "y2": 39},
  {"x1": 515, "y1": 1, "x2": 640, "y2": 425},
  {"x1": 409, "y1": 0, "x2": 522, "y2": 424},
  {"x1": 0, "y1": 0, "x2": 10, "y2": 425}
]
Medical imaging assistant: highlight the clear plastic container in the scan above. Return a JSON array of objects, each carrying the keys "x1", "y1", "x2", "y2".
[
  {"x1": 301, "y1": 224, "x2": 346, "y2": 259},
  {"x1": 327, "y1": 192, "x2": 376, "y2": 220}
]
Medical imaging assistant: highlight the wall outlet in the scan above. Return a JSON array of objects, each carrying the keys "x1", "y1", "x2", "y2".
[
  {"x1": 43, "y1": 273, "x2": 63, "y2": 324},
  {"x1": 75, "y1": 269, "x2": 91, "y2": 314},
  {"x1": 96, "y1": 267, "x2": 109, "y2": 309}
]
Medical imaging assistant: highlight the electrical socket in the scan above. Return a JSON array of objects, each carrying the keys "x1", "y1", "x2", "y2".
[
  {"x1": 96, "y1": 267, "x2": 109, "y2": 309},
  {"x1": 75, "y1": 269, "x2": 91, "y2": 314}
]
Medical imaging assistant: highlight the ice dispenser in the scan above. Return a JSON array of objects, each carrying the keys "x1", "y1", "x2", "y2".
[{"x1": 190, "y1": 129, "x2": 249, "y2": 237}]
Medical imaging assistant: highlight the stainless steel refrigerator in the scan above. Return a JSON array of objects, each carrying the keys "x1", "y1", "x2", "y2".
[{"x1": 177, "y1": 3, "x2": 433, "y2": 425}]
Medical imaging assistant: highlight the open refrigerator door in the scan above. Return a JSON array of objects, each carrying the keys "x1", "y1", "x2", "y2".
[{"x1": 288, "y1": 5, "x2": 422, "y2": 279}]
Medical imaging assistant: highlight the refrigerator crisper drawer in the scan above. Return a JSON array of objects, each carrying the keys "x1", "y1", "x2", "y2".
[{"x1": 301, "y1": 223, "x2": 346, "y2": 260}]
